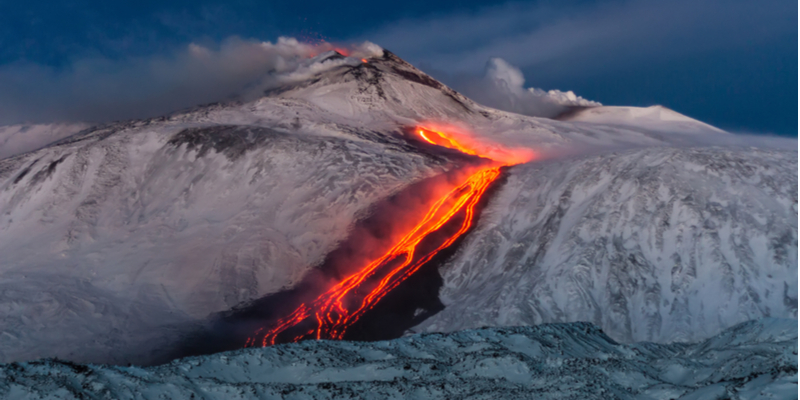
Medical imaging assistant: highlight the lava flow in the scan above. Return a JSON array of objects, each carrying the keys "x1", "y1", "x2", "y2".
[{"x1": 246, "y1": 126, "x2": 524, "y2": 347}]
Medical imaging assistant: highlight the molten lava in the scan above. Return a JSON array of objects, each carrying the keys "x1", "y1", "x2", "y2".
[
  {"x1": 416, "y1": 127, "x2": 482, "y2": 158},
  {"x1": 247, "y1": 126, "x2": 523, "y2": 347}
]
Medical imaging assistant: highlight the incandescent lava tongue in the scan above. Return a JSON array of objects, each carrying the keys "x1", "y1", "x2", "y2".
[{"x1": 247, "y1": 125, "x2": 529, "y2": 347}]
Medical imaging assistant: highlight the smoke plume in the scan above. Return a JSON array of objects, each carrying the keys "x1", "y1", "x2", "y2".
[
  {"x1": 451, "y1": 58, "x2": 599, "y2": 118},
  {"x1": 0, "y1": 38, "x2": 382, "y2": 126}
]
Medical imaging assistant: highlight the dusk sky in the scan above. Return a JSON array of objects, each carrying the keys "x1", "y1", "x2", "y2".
[{"x1": 1, "y1": 0, "x2": 796, "y2": 135}]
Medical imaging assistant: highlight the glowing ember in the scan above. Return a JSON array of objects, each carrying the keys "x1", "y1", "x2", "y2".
[{"x1": 247, "y1": 126, "x2": 524, "y2": 347}]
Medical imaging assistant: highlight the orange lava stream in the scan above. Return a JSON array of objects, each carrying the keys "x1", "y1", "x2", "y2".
[
  {"x1": 416, "y1": 127, "x2": 481, "y2": 157},
  {"x1": 247, "y1": 127, "x2": 516, "y2": 347}
]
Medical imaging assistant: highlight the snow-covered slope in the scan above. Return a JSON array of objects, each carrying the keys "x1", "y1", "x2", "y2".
[
  {"x1": 415, "y1": 146, "x2": 797, "y2": 343},
  {"x1": 0, "y1": 48, "x2": 794, "y2": 367},
  {"x1": 0, "y1": 122, "x2": 450, "y2": 365},
  {"x1": 1, "y1": 318, "x2": 795, "y2": 400},
  {"x1": 557, "y1": 105, "x2": 726, "y2": 135}
]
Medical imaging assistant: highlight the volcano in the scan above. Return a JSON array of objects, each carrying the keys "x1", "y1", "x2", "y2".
[{"x1": 0, "y1": 48, "x2": 795, "y2": 369}]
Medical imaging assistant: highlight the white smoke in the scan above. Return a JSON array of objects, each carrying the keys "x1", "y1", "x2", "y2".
[
  {"x1": 0, "y1": 37, "x2": 383, "y2": 126},
  {"x1": 454, "y1": 58, "x2": 599, "y2": 118},
  {"x1": 353, "y1": 42, "x2": 386, "y2": 59},
  {"x1": 276, "y1": 41, "x2": 385, "y2": 85}
]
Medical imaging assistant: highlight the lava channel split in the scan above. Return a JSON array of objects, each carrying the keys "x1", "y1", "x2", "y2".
[{"x1": 246, "y1": 126, "x2": 525, "y2": 347}]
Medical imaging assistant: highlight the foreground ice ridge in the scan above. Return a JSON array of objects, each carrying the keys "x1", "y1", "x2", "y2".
[{"x1": 1, "y1": 318, "x2": 795, "y2": 400}]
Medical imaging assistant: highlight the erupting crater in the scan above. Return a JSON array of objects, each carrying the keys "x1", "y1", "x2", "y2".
[{"x1": 246, "y1": 126, "x2": 529, "y2": 347}]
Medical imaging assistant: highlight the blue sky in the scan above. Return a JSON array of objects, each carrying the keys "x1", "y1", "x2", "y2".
[{"x1": 1, "y1": 0, "x2": 796, "y2": 135}]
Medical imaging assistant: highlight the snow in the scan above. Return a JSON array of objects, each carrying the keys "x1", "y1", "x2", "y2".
[
  {"x1": 557, "y1": 105, "x2": 727, "y2": 134},
  {"x1": 0, "y1": 319, "x2": 794, "y2": 399},
  {"x1": 0, "y1": 122, "x2": 448, "y2": 364},
  {"x1": 417, "y1": 146, "x2": 797, "y2": 343}
]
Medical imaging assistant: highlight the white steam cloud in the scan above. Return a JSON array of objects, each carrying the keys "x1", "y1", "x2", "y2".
[
  {"x1": 0, "y1": 38, "x2": 383, "y2": 126},
  {"x1": 456, "y1": 57, "x2": 599, "y2": 118}
]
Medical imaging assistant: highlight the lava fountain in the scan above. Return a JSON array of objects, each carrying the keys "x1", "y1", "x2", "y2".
[{"x1": 246, "y1": 126, "x2": 529, "y2": 347}]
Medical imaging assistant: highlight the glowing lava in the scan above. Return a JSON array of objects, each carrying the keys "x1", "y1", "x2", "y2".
[
  {"x1": 416, "y1": 125, "x2": 536, "y2": 165},
  {"x1": 416, "y1": 127, "x2": 482, "y2": 157},
  {"x1": 247, "y1": 126, "x2": 523, "y2": 347}
]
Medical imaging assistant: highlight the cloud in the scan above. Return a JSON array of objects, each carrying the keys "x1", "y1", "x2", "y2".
[
  {"x1": 0, "y1": 123, "x2": 89, "y2": 159},
  {"x1": 359, "y1": 0, "x2": 795, "y2": 78},
  {"x1": 0, "y1": 38, "x2": 382, "y2": 125},
  {"x1": 454, "y1": 57, "x2": 599, "y2": 118}
]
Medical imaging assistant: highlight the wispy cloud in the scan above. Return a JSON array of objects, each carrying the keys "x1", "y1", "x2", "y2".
[
  {"x1": 0, "y1": 38, "x2": 380, "y2": 125},
  {"x1": 0, "y1": 0, "x2": 793, "y2": 129},
  {"x1": 361, "y1": 0, "x2": 795, "y2": 77}
]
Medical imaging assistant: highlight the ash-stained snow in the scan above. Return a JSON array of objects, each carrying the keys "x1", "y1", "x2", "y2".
[
  {"x1": 417, "y1": 146, "x2": 797, "y2": 343},
  {"x1": 0, "y1": 48, "x2": 795, "y2": 370},
  {"x1": 0, "y1": 319, "x2": 795, "y2": 400}
]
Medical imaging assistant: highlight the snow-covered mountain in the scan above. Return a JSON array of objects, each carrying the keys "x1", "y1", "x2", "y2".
[
  {"x1": 556, "y1": 105, "x2": 726, "y2": 135},
  {"x1": 0, "y1": 48, "x2": 795, "y2": 368},
  {"x1": 1, "y1": 318, "x2": 795, "y2": 399}
]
